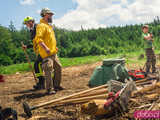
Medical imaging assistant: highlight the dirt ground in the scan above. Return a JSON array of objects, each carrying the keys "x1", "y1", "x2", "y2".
[
  {"x1": 1, "y1": 61, "x2": 160, "y2": 120},
  {"x1": 0, "y1": 62, "x2": 103, "y2": 120}
]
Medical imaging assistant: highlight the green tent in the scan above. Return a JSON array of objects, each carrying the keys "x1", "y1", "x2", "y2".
[{"x1": 88, "y1": 58, "x2": 129, "y2": 87}]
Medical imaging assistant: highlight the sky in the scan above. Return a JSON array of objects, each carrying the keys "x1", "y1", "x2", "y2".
[{"x1": 0, "y1": 0, "x2": 160, "y2": 31}]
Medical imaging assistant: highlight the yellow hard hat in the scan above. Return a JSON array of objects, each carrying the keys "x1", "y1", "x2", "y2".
[{"x1": 23, "y1": 16, "x2": 34, "y2": 24}]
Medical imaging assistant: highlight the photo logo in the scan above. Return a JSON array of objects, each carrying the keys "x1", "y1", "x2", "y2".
[{"x1": 134, "y1": 110, "x2": 160, "y2": 119}]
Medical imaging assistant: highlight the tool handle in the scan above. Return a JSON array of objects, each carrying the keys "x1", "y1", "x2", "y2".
[
  {"x1": 21, "y1": 42, "x2": 37, "y2": 83},
  {"x1": 32, "y1": 84, "x2": 108, "y2": 109}
]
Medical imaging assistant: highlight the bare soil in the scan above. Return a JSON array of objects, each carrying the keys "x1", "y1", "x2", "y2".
[
  {"x1": 1, "y1": 61, "x2": 160, "y2": 120},
  {"x1": 0, "y1": 62, "x2": 102, "y2": 120}
]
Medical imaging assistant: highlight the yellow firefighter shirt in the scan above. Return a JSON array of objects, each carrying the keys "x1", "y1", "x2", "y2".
[{"x1": 33, "y1": 19, "x2": 57, "y2": 58}]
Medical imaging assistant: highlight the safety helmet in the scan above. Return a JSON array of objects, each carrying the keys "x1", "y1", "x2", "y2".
[
  {"x1": 142, "y1": 25, "x2": 149, "y2": 29},
  {"x1": 23, "y1": 16, "x2": 34, "y2": 24},
  {"x1": 40, "y1": 8, "x2": 54, "y2": 17}
]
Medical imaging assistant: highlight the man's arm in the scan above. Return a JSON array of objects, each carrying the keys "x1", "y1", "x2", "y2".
[
  {"x1": 144, "y1": 34, "x2": 153, "y2": 41},
  {"x1": 39, "y1": 42, "x2": 50, "y2": 54}
]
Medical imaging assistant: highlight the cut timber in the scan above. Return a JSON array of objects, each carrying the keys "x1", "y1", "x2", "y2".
[
  {"x1": 30, "y1": 84, "x2": 108, "y2": 109},
  {"x1": 132, "y1": 82, "x2": 160, "y2": 97},
  {"x1": 148, "y1": 102, "x2": 156, "y2": 110},
  {"x1": 81, "y1": 99, "x2": 112, "y2": 116},
  {"x1": 129, "y1": 98, "x2": 141, "y2": 106},
  {"x1": 136, "y1": 81, "x2": 152, "y2": 86},
  {"x1": 135, "y1": 78, "x2": 149, "y2": 83},
  {"x1": 144, "y1": 93, "x2": 159, "y2": 100},
  {"x1": 148, "y1": 99, "x2": 160, "y2": 110},
  {"x1": 134, "y1": 104, "x2": 152, "y2": 109},
  {"x1": 28, "y1": 116, "x2": 48, "y2": 120},
  {"x1": 135, "y1": 76, "x2": 156, "y2": 84}
]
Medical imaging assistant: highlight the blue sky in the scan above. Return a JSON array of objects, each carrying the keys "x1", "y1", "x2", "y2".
[
  {"x1": 0, "y1": 0, "x2": 159, "y2": 30},
  {"x1": 0, "y1": 0, "x2": 77, "y2": 29}
]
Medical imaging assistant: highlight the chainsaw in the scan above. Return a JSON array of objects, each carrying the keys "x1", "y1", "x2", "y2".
[
  {"x1": 128, "y1": 69, "x2": 147, "y2": 80},
  {"x1": 104, "y1": 80, "x2": 137, "y2": 112}
]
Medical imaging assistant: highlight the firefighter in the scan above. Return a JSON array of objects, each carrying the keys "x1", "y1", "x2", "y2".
[
  {"x1": 23, "y1": 16, "x2": 45, "y2": 90},
  {"x1": 33, "y1": 8, "x2": 63, "y2": 94},
  {"x1": 142, "y1": 25, "x2": 156, "y2": 73}
]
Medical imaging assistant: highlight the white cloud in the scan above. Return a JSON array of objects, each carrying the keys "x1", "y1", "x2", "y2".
[
  {"x1": 19, "y1": 0, "x2": 48, "y2": 5},
  {"x1": 20, "y1": 0, "x2": 35, "y2": 5},
  {"x1": 36, "y1": 10, "x2": 41, "y2": 14},
  {"x1": 54, "y1": 0, "x2": 160, "y2": 31}
]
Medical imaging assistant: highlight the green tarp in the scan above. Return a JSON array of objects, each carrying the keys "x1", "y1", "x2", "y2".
[{"x1": 88, "y1": 58, "x2": 129, "y2": 87}]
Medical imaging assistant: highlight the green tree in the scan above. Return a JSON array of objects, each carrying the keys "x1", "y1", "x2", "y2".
[{"x1": 0, "y1": 25, "x2": 15, "y2": 65}]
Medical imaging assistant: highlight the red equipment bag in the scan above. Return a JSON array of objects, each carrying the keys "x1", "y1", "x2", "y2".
[
  {"x1": 0, "y1": 75, "x2": 4, "y2": 82},
  {"x1": 128, "y1": 70, "x2": 146, "y2": 80}
]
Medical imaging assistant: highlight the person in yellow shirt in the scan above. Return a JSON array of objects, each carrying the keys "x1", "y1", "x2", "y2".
[
  {"x1": 22, "y1": 16, "x2": 45, "y2": 90},
  {"x1": 34, "y1": 8, "x2": 63, "y2": 94}
]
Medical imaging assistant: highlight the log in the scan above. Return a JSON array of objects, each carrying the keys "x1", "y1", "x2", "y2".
[
  {"x1": 144, "y1": 93, "x2": 159, "y2": 100},
  {"x1": 134, "y1": 104, "x2": 152, "y2": 109},
  {"x1": 33, "y1": 84, "x2": 108, "y2": 109},
  {"x1": 136, "y1": 81, "x2": 152, "y2": 86},
  {"x1": 135, "y1": 78, "x2": 148, "y2": 83},
  {"x1": 135, "y1": 76, "x2": 156, "y2": 84},
  {"x1": 81, "y1": 99, "x2": 109, "y2": 116},
  {"x1": 132, "y1": 82, "x2": 160, "y2": 96}
]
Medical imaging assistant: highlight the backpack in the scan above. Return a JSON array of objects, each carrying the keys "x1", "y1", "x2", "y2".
[{"x1": 88, "y1": 58, "x2": 129, "y2": 87}]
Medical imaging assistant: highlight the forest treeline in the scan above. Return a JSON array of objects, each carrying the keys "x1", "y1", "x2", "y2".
[{"x1": 1, "y1": 18, "x2": 160, "y2": 66}]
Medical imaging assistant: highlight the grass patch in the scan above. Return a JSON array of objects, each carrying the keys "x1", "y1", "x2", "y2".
[
  {"x1": 0, "y1": 63, "x2": 31, "y2": 74},
  {"x1": 0, "y1": 51, "x2": 151, "y2": 74}
]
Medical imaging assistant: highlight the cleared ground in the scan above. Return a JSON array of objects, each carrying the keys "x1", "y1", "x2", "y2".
[
  {"x1": 1, "y1": 61, "x2": 160, "y2": 120},
  {"x1": 0, "y1": 62, "x2": 102, "y2": 120}
]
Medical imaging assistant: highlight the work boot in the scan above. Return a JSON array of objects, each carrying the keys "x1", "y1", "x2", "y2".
[
  {"x1": 54, "y1": 86, "x2": 64, "y2": 91},
  {"x1": 33, "y1": 83, "x2": 41, "y2": 90},
  {"x1": 33, "y1": 78, "x2": 45, "y2": 90},
  {"x1": 145, "y1": 69, "x2": 150, "y2": 76},
  {"x1": 39, "y1": 77, "x2": 45, "y2": 89},
  {"x1": 46, "y1": 89, "x2": 56, "y2": 95},
  {"x1": 152, "y1": 69, "x2": 156, "y2": 73}
]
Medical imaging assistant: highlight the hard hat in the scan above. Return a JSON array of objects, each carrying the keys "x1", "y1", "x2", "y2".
[
  {"x1": 23, "y1": 16, "x2": 34, "y2": 24},
  {"x1": 142, "y1": 25, "x2": 149, "y2": 29},
  {"x1": 40, "y1": 8, "x2": 54, "y2": 17}
]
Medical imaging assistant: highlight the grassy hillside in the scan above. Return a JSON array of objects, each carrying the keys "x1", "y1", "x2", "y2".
[
  {"x1": 1, "y1": 18, "x2": 160, "y2": 66},
  {"x1": 0, "y1": 51, "x2": 150, "y2": 74}
]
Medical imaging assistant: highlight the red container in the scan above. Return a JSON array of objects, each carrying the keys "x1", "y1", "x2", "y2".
[{"x1": 0, "y1": 75, "x2": 4, "y2": 82}]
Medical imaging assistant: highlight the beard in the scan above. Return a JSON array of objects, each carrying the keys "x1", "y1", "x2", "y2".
[{"x1": 48, "y1": 17, "x2": 52, "y2": 23}]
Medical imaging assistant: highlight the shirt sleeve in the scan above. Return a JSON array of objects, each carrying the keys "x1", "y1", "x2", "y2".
[
  {"x1": 33, "y1": 24, "x2": 45, "y2": 54},
  {"x1": 142, "y1": 33, "x2": 145, "y2": 38},
  {"x1": 35, "y1": 24, "x2": 45, "y2": 44},
  {"x1": 142, "y1": 33, "x2": 149, "y2": 40}
]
